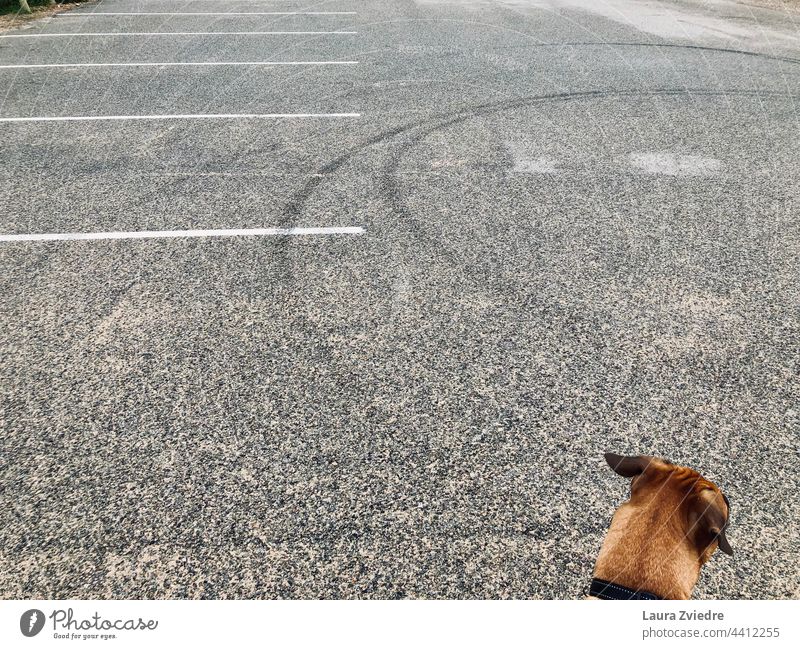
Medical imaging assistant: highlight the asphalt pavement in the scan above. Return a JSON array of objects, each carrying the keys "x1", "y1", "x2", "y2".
[{"x1": 0, "y1": 0, "x2": 798, "y2": 599}]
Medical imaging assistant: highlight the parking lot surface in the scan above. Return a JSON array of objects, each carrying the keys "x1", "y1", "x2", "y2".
[{"x1": 0, "y1": 0, "x2": 798, "y2": 598}]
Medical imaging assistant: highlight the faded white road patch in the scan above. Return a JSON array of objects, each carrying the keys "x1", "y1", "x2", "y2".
[
  {"x1": 507, "y1": 142, "x2": 560, "y2": 174},
  {"x1": 628, "y1": 152, "x2": 722, "y2": 176},
  {"x1": 513, "y1": 156, "x2": 560, "y2": 174}
]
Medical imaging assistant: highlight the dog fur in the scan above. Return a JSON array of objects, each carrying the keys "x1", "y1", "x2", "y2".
[{"x1": 591, "y1": 453, "x2": 732, "y2": 600}]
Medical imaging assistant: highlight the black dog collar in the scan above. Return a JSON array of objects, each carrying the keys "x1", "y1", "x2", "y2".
[{"x1": 589, "y1": 578, "x2": 662, "y2": 600}]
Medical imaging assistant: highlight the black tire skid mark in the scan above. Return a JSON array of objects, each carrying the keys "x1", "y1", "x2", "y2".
[
  {"x1": 565, "y1": 42, "x2": 800, "y2": 67},
  {"x1": 277, "y1": 87, "x2": 791, "y2": 300},
  {"x1": 380, "y1": 87, "x2": 792, "y2": 274}
]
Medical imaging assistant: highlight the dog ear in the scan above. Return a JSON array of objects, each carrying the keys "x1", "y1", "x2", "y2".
[
  {"x1": 717, "y1": 494, "x2": 733, "y2": 556},
  {"x1": 604, "y1": 453, "x2": 650, "y2": 478},
  {"x1": 689, "y1": 489, "x2": 733, "y2": 557},
  {"x1": 716, "y1": 530, "x2": 733, "y2": 556}
]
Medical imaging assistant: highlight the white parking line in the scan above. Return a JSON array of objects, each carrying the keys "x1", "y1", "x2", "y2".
[
  {"x1": 0, "y1": 61, "x2": 358, "y2": 69},
  {"x1": 0, "y1": 32, "x2": 359, "y2": 38},
  {"x1": 0, "y1": 113, "x2": 360, "y2": 123},
  {"x1": 57, "y1": 12, "x2": 358, "y2": 16},
  {"x1": 0, "y1": 226, "x2": 366, "y2": 243}
]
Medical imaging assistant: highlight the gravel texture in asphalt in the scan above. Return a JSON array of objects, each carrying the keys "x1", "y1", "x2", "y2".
[{"x1": 0, "y1": 0, "x2": 798, "y2": 599}]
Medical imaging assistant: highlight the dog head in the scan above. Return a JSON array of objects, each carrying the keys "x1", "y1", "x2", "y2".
[{"x1": 604, "y1": 453, "x2": 732, "y2": 559}]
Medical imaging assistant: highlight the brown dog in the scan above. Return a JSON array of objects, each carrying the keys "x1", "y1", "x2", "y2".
[{"x1": 590, "y1": 453, "x2": 732, "y2": 600}]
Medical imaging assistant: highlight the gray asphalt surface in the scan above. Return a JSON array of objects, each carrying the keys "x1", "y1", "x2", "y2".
[{"x1": 0, "y1": 0, "x2": 798, "y2": 599}]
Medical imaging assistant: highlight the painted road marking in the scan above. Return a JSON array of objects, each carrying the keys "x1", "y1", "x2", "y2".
[
  {"x1": 57, "y1": 12, "x2": 358, "y2": 16},
  {"x1": 0, "y1": 226, "x2": 366, "y2": 243},
  {"x1": 0, "y1": 113, "x2": 360, "y2": 123},
  {"x1": 0, "y1": 61, "x2": 358, "y2": 69},
  {"x1": 628, "y1": 152, "x2": 722, "y2": 176},
  {"x1": 0, "y1": 32, "x2": 359, "y2": 38},
  {"x1": 512, "y1": 156, "x2": 560, "y2": 174}
]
